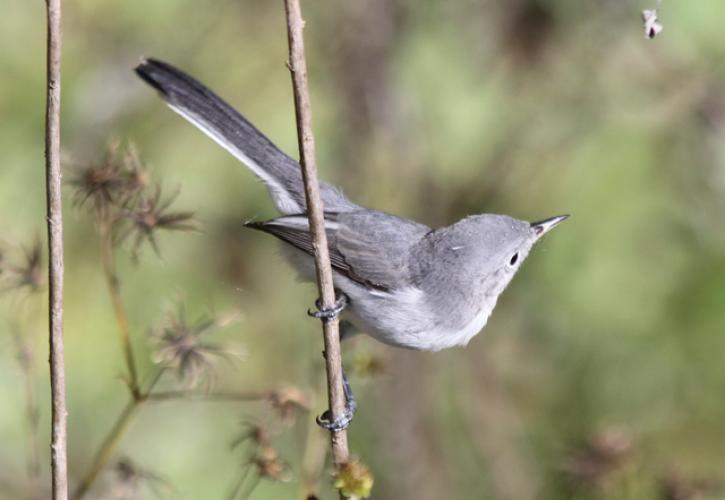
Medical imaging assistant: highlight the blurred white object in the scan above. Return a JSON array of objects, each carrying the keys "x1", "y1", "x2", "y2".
[{"x1": 642, "y1": 8, "x2": 663, "y2": 39}]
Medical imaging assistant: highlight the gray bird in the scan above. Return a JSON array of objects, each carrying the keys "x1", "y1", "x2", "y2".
[{"x1": 135, "y1": 58, "x2": 568, "y2": 428}]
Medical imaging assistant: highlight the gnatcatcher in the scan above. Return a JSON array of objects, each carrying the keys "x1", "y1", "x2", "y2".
[
  {"x1": 135, "y1": 57, "x2": 568, "y2": 350},
  {"x1": 135, "y1": 58, "x2": 568, "y2": 427}
]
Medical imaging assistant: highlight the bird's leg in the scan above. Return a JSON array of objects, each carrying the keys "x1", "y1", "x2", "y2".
[
  {"x1": 316, "y1": 366, "x2": 357, "y2": 432},
  {"x1": 308, "y1": 291, "x2": 348, "y2": 321},
  {"x1": 316, "y1": 317, "x2": 357, "y2": 431},
  {"x1": 338, "y1": 320, "x2": 356, "y2": 342}
]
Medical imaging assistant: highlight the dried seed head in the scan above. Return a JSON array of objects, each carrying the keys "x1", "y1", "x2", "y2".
[
  {"x1": 561, "y1": 427, "x2": 633, "y2": 488},
  {"x1": 106, "y1": 458, "x2": 171, "y2": 499},
  {"x1": 117, "y1": 185, "x2": 197, "y2": 259},
  {"x1": 70, "y1": 142, "x2": 148, "y2": 213},
  {"x1": 149, "y1": 306, "x2": 237, "y2": 389},
  {"x1": 268, "y1": 386, "x2": 309, "y2": 424},
  {"x1": 232, "y1": 421, "x2": 271, "y2": 449},
  {"x1": 1, "y1": 239, "x2": 44, "y2": 294},
  {"x1": 231, "y1": 421, "x2": 293, "y2": 488},
  {"x1": 333, "y1": 458, "x2": 374, "y2": 498},
  {"x1": 252, "y1": 445, "x2": 292, "y2": 482},
  {"x1": 122, "y1": 144, "x2": 151, "y2": 195},
  {"x1": 659, "y1": 470, "x2": 725, "y2": 500}
]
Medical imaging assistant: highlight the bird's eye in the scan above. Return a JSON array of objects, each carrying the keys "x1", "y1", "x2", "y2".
[{"x1": 509, "y1": 252, "x2": 519, "y2": 266}]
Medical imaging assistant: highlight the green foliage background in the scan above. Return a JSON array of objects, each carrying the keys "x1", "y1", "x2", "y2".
[{"x1": 1, "y1": 0, "x2": 724, "y2": 498}]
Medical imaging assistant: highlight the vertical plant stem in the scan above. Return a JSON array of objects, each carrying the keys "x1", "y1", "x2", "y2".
[
  {"x1": 99, "y1": 219, "x2": 140, "y2": 397},
  {"x1": 44, "y1": 0, "x2": 68, "y2": 498},
  {"x1": 282, "y1": 0, "x2": 351, "y2": 493}
]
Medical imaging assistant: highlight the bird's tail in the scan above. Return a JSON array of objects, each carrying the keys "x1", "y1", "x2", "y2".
[{"x1": 135, "y1": 58, "x2": 354, "y2": 214}]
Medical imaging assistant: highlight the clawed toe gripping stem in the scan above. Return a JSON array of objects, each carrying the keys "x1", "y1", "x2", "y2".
[
  {"x1": 316, "y1": 367, "x2": 357, "y2": 431},
  {"x1": 308, "y1": 293, "x2": 348, "y2": 322}
]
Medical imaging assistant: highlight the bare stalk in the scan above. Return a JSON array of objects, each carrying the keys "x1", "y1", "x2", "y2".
[
  {"x1": 282, "y1": 0, "x2": 351, "y2": 487},
  {"x1": 71, "y1": 370, "x2": 162, "y2": 500},
  {"x1": 44, "y1": 0, "x2": 68, "y2": 498},
  {"x1": 146, "y1": 390, "x2": 274, "y2": 402},
  {"x1": 71, "y1": 399, "x2": 140, "y2": 500},
  {"x1": 99, "y1": 218, "x2": 140, "y2": 398},
  {"x1": 72, "y1": 367, "x2": 274, "y2": 499}
]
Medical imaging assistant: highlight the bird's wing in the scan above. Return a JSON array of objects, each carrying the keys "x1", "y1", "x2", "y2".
[{"x1": 246, "y1": 211, "x2": 430, "y2": 291}]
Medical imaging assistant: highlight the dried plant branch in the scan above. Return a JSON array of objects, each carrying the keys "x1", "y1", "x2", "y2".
[
  {"x1": 98, "y1": 218, "x2": 140, "y2": 398},
  {"x1": 72, "y1": 364, "x2": 280, "y2": 499},
  {"x1": 146, "y1": 390, "x2": 275, "y2": 402},
  {"x1": 43, "y1": 0, "x2": 68, "y2": 497},
  {"x1": 282, "y1": 0, "x2": 351, "y2": 486},
  {"x1": 71, "y1": 370, "x2": 164, "y2": 500},
  {"x1": 71, "y1": 399, "x2": 140, "y2": 500}
]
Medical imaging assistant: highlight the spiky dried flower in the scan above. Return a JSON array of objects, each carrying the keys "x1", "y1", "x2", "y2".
[
  {"x1": 117, "y1": 185, "x2": 197, "y2": 258},
  {"x1": 104, "y1": 457, "x2": 171, "y2": 500},
  {"x1": 561, "y1": 427, "x2": 632, "y2": 489},
  {"x1": 333, "y1": 458, "x2": 374, "y2": 498},
  {"x1": 251, "y1": 445, "x2": 292, "y2": 482},
  {"x1": 230, "y1": 420, "x2": 292, "y2": 500},
  {"x1": 659, "y1": 470, "x2": 725, "y2": 500},
  {"x1": 1, "y1": 239, "x2": 44, "y2": 294},
  {"x1": 231, "y1": 421, "x2": 271, "y2": 449},
  {"x1": 149, "y1": 306, "x2": 237, "y2": 389},
  {"x1": 120, "y1": 144, "x2": 152, "y2": 195},
  {"x1": 70, "y1": 142, "x2": 148, "y2": 213},
  {"x1": 268, "y1": 386, "x2": 309, "y2": 424}
]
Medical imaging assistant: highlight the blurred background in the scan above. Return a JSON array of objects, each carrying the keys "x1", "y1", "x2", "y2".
[{"x1": 2, "y1": 0, "x2": 725, "y2": 498}]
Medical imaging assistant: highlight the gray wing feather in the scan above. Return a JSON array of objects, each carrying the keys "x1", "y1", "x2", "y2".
[{"x1": 246, "y1": 211, "x2": 430, "y2": 291}]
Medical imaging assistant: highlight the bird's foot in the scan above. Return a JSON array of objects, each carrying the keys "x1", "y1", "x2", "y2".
[
  {"x1": 308, "y1": 293, "x2": 348, "y2": 321},
  {"x1": 316, "y1": 366, "x2": 357, "y2": 431},
  {"x1": 316, "y1": 403, "x2": 356, "y2": 432}
]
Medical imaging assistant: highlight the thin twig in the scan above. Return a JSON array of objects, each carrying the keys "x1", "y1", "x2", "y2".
[
  {"x1": 72, "y1": 367, "x2": 277, "y2": 499},
  {"x1": 99, "y1": 217, "x2": 140, "y2": 398},
  {"x1": 44, "y1": 0, "x2": 67, "y2": 498},
  {"x1": 282, "y1": 0, "x2": 351, "y2": 492},
  {"x1": 71, "y1": 399, "x2": 140, "y2": 500},
  {"x1": 146, "y1": 390, "x2": 274, "y2": 402},
  {"x1": 228, "y1": 466, "x2": 259, "y2": 500},
  {"x1": 71, "y1": 370, "x2": 163, "y2": 500}
]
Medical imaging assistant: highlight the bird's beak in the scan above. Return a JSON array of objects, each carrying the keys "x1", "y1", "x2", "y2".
[{"x1": 531, "y1": 214, "x2": 569, "y2": 239}]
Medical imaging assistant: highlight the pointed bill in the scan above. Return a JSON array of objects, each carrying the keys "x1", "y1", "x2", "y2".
[{"x1": 531, "y1": 214, "x2": 569, "y2": 238}]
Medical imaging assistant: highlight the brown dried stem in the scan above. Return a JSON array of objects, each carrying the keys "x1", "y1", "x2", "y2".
[
  {"x1": 71, "y1": 369, "x2": 164, "y2": 500},
  {"x1": 71, "y1": 368, "x2": 274, "y2": 500},
  {"x1": 71, "y1": 399, "x2": 140, "y2": 500},
  {"x1": 98, "y1": 217, "x2": 140, "y2": 398},
  {"x1": 282, "y1": 0, "x2": 351, "y2": 491},
  {"x1": 44, "y1": 0, "x2": 68, "y2": 497},
  {"x1": 146, "y1": 390, "x2": 275, "y2": 402}
]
